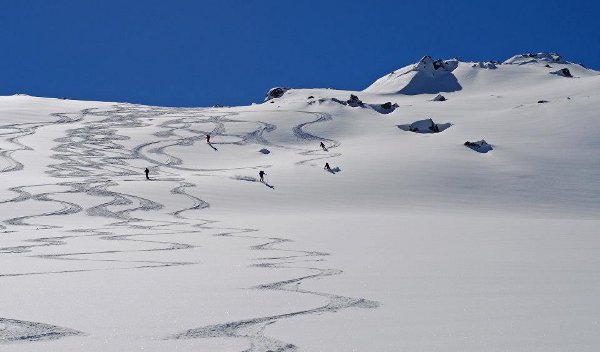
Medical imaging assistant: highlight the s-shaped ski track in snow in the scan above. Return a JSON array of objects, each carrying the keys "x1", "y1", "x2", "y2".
[{"x1": 0, "y1": 104, "x2": 377, "y2": 349}]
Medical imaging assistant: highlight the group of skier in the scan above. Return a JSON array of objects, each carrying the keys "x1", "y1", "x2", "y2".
[
  {"x1": 144, "y1": 135, "x2": 334, "y2": 181},
  {"x1": 256, "y1": 141, "x2": 332, "y2": 182}
]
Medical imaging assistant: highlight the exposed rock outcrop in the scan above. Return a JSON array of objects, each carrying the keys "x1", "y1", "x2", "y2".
[
  {"x1": 472, "y1": 61, "x2": 498, "y2": 69},
  {"x1": 397, "y1": 118, "x2": 452, "y2": 134},
  {"x1": 503, "y1": 52, "x2": 567, "y2": 65},
  {"x1": 464, "y1": 140, "x2": 493, "y2": 153},
  {"x1": 264, "y1": 87, "x2": 290, "y2": 102},
  {"x1": 550, "y1": 68, "x2": 573, "y2": 78}
]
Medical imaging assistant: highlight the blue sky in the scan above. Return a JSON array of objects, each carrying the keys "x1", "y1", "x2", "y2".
[{"x1": 1, "y1": 0, "x2": 598, "y2": 107}]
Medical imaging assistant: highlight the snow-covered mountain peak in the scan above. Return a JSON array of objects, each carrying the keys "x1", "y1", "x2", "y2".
[
  {"x1": 364, "y1": 56, "x2": 462, "y2": 95},
  {"x1": 414, "y1": 56, "x2": 459, "y2": 73},
  {"x1": 503, "y1": 52, "x2": 566, "y2": 65},
  {"x1": 363, "y1": 52, "x2": 599, "y2": 95},
  {"x1": 264, "y1": 87, "x2": 290, "y2": 102}
]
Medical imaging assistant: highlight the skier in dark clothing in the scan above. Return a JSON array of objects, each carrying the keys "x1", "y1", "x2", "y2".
[
  {"x1": 144, "y1": 168, "x2": 150, "y2": 180},
  {"x1": 206, "y1": 134, "x2": 211, "y2": 144},
  {"x1": 324, "y1": 162, "x2": 331, "y2": 171},
  {"x1": 259, "y1": 170, "x2": 266, "y2": 183},
  {"x1": 320, "y1": 142, "x2": 328, "y2": 151}
]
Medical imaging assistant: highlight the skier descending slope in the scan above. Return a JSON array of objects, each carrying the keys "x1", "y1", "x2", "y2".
[
  {"x1": 206, "y1": 134, "x2": 218, "y2": 151},
  {"x1": 259, "y1": 170, "x2": 266, "y2": 183},
  {"x1": 320, "y1": 142, "x2": 328, "y2": 151},
  {"x1": 144, "y1": 167, "x2": 150, "y2": 180},
  {"x1": 324, "y1": 162, "x2": 331, "y2": 172}
]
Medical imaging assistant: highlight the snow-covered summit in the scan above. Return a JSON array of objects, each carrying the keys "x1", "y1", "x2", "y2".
[
  {"x1": 503, "y1": 52, "x2": 567, "y2": 65},
  {"x1": 364, "y1": 53, "x2": 597, "y2": 96},
  {"x1": 364, "y1": 56, "x2": 461, "y2": 95},
  {"x1": 414, "y1": 55, "x2": 459, "y2": 73}
]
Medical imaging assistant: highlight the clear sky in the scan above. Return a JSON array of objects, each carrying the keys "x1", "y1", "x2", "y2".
[{"x1": 1, "y1": 0, "x2": 598, "y2": 107}]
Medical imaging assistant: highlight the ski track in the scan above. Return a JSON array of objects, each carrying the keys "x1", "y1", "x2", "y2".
[
  {"x1": 292, "y1": 111, "x2": 342, "y2": 165},
  {"x1": 0, "y1": 318, "x2": 83, "y2": 344},
  {"x1": 0, "y1": 104, "x2": 376, "y2": 349}
]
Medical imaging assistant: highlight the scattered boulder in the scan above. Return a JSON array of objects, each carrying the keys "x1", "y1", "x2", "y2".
[
  {"x1": 331, "y1": 97, "x2": 346, "y2": 105},
  {"x1": 264, "y1": 87, "x2": 290, "y2": 102},
  {"x1": 347, "y1": 94, "x2": 364, "y2": 107},
  {"x1": 472, "y1": 61, "x2": 498, "y2": 69},
  {"x1": 259, "y1": 148, "x2": 270, "y2": 154},
  {"x1": 380, "y1": 102, "x2": 393, "y2": 109},
  {"x1": 331, "y1": 95, "x2": 398, "y2": 114},
  {"x1": 397, "y1": 118, "x2": 452, "y2": 134},
  {"x1": 537, "y1": 100, "x2": 549, "y2": 104},
  {"x1": 307, "y1": 96, "x2": 314, "y2": 99},
  {"x1": 432, "y1": 94, "x2": 446, "y2": 101},
  {"x1": 464, "y1": 140, "x2": 493, "y2": 153},
  {"x1": 370, "y1": 102, "x2": 399, "y2": 114},
  {"x1": 331, "y1": 94, "x2": 363, "y2": 107},
  {"x1": 550, "y1": 68, "x2": 573, "y2": 78}
]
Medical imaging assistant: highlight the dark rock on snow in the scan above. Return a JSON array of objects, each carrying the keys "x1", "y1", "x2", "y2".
[
  {"x1": 464, "y1": 140, "x2": 493, "y2": 153},
  {"x1": 550, "y1": 68, "x2": 573, "y2": 78},
  {"x1": 371, "y1": 102, "x2": 399, "y2": 114},
  {"x1": 347, "y1": 94, "x2": 364, "y2": 107},
  {"x1": 472, "y1": 61, "x2": 498, "y2": 69},
  {"x1": 331, "y1": 94, "x2": 398, "y2": 114},
  {"x1": 397, "y1": 118, "x2": 452, "y2": 134},
  {"x1": 264, "y1": 87, "x2": 290, "y2": 102}
]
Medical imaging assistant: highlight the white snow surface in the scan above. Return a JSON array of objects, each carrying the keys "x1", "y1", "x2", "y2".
[{"x1": 1, "y1": 54, "x2": 600, "y2": 351}]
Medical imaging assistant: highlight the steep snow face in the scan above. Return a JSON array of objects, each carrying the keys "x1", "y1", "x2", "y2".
[
  {"x1": 365, "y1": 56, "x2": 462, "y2": 95},
  {"x1": 503, "y1": 52, "x2": 566, "y2": 65}
]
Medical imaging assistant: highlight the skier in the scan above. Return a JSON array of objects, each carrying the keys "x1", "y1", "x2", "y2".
[
  {"x1": 320, "y1": 142, "x2": 328, "y2": 151},
  {"x1": 324, "y1": 162, "x2": 331, "y2": 172},
  {"x1": 144, "y1": 168, "x2": 150, "y2": 180},
  {"x1": 259, "y1": 170, "x2": 266, "y2": 183},
  {"x1": 206, "y1": 134, "x2": 211, "y2": 144}
]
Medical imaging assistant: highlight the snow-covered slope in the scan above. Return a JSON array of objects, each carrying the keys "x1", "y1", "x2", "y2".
[
  {"x1": 364, "y1": 52, "x2": 596, "y2": 95},
  {"x1": 1, "y1": 53, "x2": 599, "y2": 352}
]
